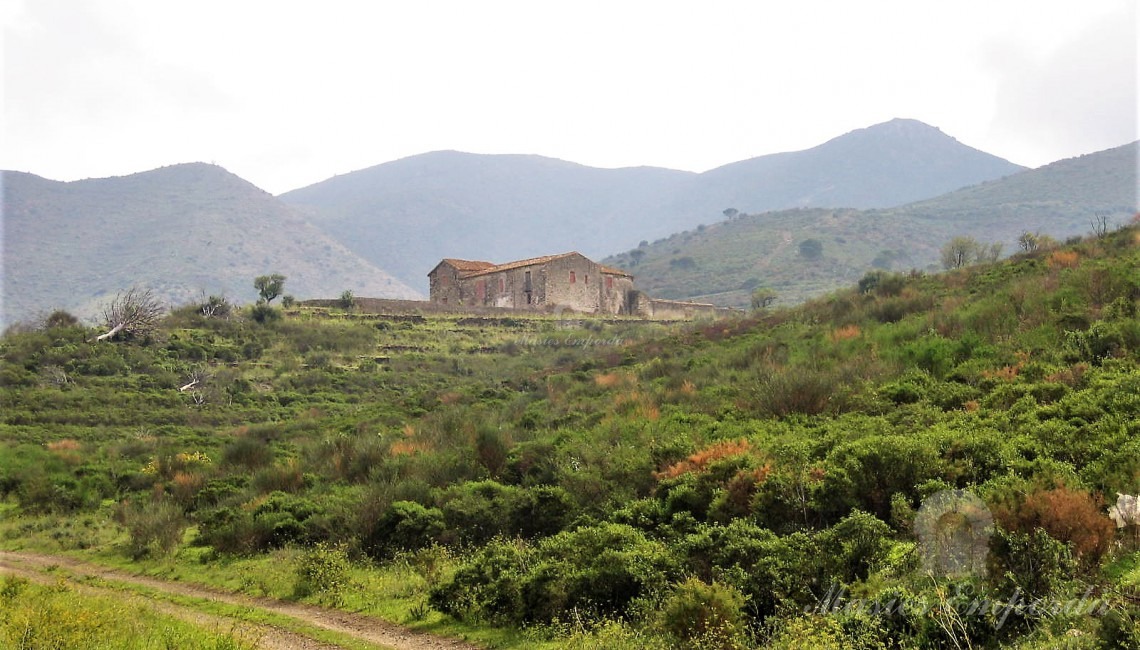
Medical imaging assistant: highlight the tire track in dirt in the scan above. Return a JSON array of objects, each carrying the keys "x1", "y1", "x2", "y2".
[{"x1": 0, "y1": 551, "x2": 481, "y2": 650}]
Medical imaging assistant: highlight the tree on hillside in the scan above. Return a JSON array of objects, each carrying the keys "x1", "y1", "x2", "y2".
[
  {"x1": 1090, "y1": 213, "x2": 1110, "y2": 238},
  {"x1": 751, "y1": 287, "x2": 777, "y2": 311},
  {"x1": 254, "y1": 274, "x2": 286, "y2": 304},
  {"x1": 629, "y1": 249, "x2": 646, "y2": 266},
  {"x1": 979, "y1": 242, "x2": 1003, "y2": 263},
  {"x1": 940, "y1": 236, "x2": 981, "y2": 269},
  {"x1": 723, "y1": 208, "x2": 739, "y2": 220},
  {"x1": 198, "y1": 295, "x2": 233, "y2": 319},
  {"x1": 1018, "y1": 231, "x2": 1040, "y2": 252},
  {"x1": 799, "y1": 239, "x2": 823, "y2": 260},
  {"x1": 93, "y1": 287, "x2": 164, "y2": 342},
  {"x1": 43, "y1": 310, "x2": 79, "y2": 329}
]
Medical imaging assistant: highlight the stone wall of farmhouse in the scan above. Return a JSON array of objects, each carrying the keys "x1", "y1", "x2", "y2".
[
  {"x1": 601, "y1": 273, "x2": 634, "y2": 315},
  {"x1": 466, "y1": 265, "x2": 546, "y2": 310},
  {"x1": 543, "y1": 255, "x2": 602, "y2": 312},
  {"x1": 429, "y1": 266, "x2": 463, "y2": 305}
]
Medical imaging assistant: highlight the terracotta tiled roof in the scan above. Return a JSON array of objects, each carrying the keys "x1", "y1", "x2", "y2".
[
  {"x1": 441, "y1": 258, "x2": 496, "y2": 272},
  {"x1": 600, "y1": 265, "x2": 633, "y2": 278},
  {"x1": 461, "y1": 252, "x2": 582, "y2": 278}
]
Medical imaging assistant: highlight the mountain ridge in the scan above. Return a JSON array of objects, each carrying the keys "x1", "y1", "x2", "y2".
[
  {"x1": 5, "y1": 119, "x2": 1123, "y2": 325},
  {"x1": 281, "y1": 118, "x2": 1026, "y2": 291},
  {"x1": 2, "y1": 163, "x2": 421, "y2": 326}
]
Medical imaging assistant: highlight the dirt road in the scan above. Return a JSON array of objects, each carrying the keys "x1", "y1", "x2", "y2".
[{"x1": 0, "y1": 551, "x2": 482, "y2": 650}]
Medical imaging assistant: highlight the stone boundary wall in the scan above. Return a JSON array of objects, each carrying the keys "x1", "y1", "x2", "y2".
[
  {"x1": 303, "y1": 297, "x2": 740, "y2": 320},
  {"x1": 641, "y1": 298, "x2": 740, "y2": 320}
]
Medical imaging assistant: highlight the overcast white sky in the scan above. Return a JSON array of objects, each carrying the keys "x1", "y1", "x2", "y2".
[{"x1": 3, "y1": 0, "x2": 1137, "y2": 194}]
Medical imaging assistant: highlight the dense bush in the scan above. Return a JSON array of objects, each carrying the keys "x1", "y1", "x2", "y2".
[
  {"x1": 430, "y1": 523, "x2": 677, "y2": 625},
  {"x1": 659, "y1": 577, "x2": 748, "y2": 650},
  {"x1": 293, "y1": 543, "x2": 353, "y2": 606},
  {"x1": 363, "y1": 500, "x2": 445, "y2": 559},
  {"x1": 196, "y1": 491, "x2": 326, "y2": 554}
]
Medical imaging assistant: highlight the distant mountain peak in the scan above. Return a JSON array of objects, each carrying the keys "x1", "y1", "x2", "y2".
[
  {"x1": 698, "y1": 119, "x2": 1024, "y2": 212},
  {"x1": 877, "y1": 117, "x2": 941, "y2": 131},
  {"x1": 827, "y1": 118, "x2": 953, "y2": 145}
]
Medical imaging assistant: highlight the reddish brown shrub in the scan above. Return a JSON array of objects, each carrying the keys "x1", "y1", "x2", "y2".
[
  {"x1": 657, "y1": 439, "x2": 753, "y2": 480},
  {"x1": 993, "y1": 485, "x2": 1115, "y2": 565},
  {"x1": 1047, "y1": 250, "x2": 1080, "y2": 269},
  {"x1": 1045, "y1": 363, "x2": 1089, "y2": 387},
  {"x1": 829, "y1": 324, "x2": 861, "y2": 342}
]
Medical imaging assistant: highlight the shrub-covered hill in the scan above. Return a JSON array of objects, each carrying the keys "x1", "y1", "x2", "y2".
[
  {"x1": 606, "y1": 141, "x2": 1138, "y2": 309},
  {"x1": 1, "y1": 224, "x2": 1139, "y2": 648}
]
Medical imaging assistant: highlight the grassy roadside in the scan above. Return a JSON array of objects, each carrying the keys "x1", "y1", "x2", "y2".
[
  {"x1": 0, "y1": 571, "x2": 261, "y2": 650},
  {"x1": 3, "y1": 561, "x2": 394, "y2": 650},
  {"x1": 0, "y1": 520, "x2": 557, "y2": 650}
]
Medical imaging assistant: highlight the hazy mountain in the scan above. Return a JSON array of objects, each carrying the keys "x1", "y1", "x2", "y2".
[
  {"x1": 2, "y1": 163, "x2": 420, "y2": 327},
  {"x1": 280, "y1": 118, "x2": 1024, "y2": 292},
  {"x1": 694, "y1": 118, "x2": 1026, "y2": 214},
  {"x1": 603, "y1": 141, "x2": 1138, "y2": 308},
  {"x1": 280, "y1": 153, "x2": 698, "y2": 291}
]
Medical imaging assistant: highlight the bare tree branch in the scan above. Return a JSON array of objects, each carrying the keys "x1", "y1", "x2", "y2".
[
  {"x1": 179, "y1": 368, "x2": 208, "y2": 392},
  {"x1": 93, "y1": 287, "x2": 165, "y2": 342}
]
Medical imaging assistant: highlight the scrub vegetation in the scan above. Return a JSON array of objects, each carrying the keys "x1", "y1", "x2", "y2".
[{"x1": 2, "y1": 223, "x2": 1139, "y2": 648}]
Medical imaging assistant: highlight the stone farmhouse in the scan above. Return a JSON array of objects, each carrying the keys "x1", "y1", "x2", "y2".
[{"x1": 428, "y1": 252, "x2": 636, "y2": 314}]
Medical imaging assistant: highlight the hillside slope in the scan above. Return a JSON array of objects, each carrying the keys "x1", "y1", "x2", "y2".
[
  {"x1": 2, "y1": 164, "x2": 421, "y2": 326},
  {"x1": 605, "y1": 141, "x2": 1138, "y2": 307},
  {"x1": 280, "y1": 119, "x2": 1024, "y2": 292}
]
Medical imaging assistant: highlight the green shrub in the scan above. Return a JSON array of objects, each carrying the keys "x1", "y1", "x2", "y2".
[
  {"x1": 438, "y1": 480, "x2": 519, "y2": 544},
  {"x1": 197, "y1": 492, "x2": 325, "y2": 554},
  {"x1": 858, "y1": 270, "x2": 907, "y2": 297},
  {"x1": 988, "y1": 528, "x2": 1075, "y2": 601},
  {"x1": 221, "y1": 435, "x2": 273, "y2": 470},
  {"x1": 1098, "y1": 606, "x2": 1140, "y2": 649},
  {"x1": 249, "y1": 304, "x2": 281, "y2": 324},
  {"x1": 815, "y1": 510, "x2": 892, "y2": 584},
  {"x1": 428, "y1": 537, "x2": 532, "y2": 623},
  {"x1": 293, "y1": 542, "x2": 353, "y2": 606},
  {"x1": 746, "y1": 365, "x2": 847, "y2": 417},
  {"x1": 117, "y1": 497, "x2": 187, "y2": 559},
  {"x1": 660, "y1": 577, "x2": 748, "y2": 649},
  {"x1": 901, "y1": 335, "x2": 958, "y2": 379},
  {"x1": 430, "y1": 523, "x2": 677, "y2": 625},
  {"x1": 818, "y1": 436, "x2": 941, "y2": 522},
  {"x1": 680, "y1": 521, "x2": 819, "y2": 621},
  {"x1": 363, "y1": 500, "x2": 445, "y2": 559},
  {"x1": 1064, "y1": 321, "x2": 1127, "y2": 363},
  {"x1": 767, "y1": 614, "x2": 850, "y2": 650}
]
